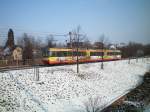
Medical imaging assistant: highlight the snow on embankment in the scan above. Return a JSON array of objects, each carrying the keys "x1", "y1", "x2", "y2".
[{"x1": 0, "y1": 58, "x2": 149, "y2": 112}]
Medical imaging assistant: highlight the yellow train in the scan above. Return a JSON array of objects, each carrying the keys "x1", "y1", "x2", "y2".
[{"x1": 42, "y1": 48, "x2": 121, "y2": 65}]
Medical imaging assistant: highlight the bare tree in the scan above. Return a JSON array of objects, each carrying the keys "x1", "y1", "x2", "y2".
[
  {"x1": 83, "y1": 37, "x2": 92, "y2": 49},
  {"x1": 67, "y1": 26, "x2": 86, "y2": 73},
  {"x1": 118, "y1": 42, "x2": 145, "y2": 64},
  {"x1": 57, "y1": 42, "x2": 64, "y2": 48},
  {"x1": 98, "y1": 34, "x2": 109, "y2": 69},
  {"x1": 119, "y1": 42, "x2": 144, "y2": 58},
  {"x1": 32, "y1": 38, "x2": 42, "y2": 50},
  {"x1": 46, "y1": 35, "x2": 56, "y2": 48},
  {"x1": 144, "y1": 44, "x2": 150, "y2": 56},
  {"x1": 83, "y1": 96, "x2": 102, "y2": 112},
  {"x1": 20, "y1": 33, "x2": 34, "y2": 64}
]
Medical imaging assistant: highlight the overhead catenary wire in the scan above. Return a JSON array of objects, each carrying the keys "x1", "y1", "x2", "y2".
[
  {"x1": 0, "y1": 27, "x2": 86, "y2": 46},
  {"x1": 0, "y1": 27, "x2": 87, "y2": 46},
  {"x1": 0, "y1": 27, "x2": 69, "y2": 36}
]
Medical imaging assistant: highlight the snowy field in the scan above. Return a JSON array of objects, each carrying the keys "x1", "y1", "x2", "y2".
[{"x1": 0, "y1": 58, "x2": 150, "y2": 112}]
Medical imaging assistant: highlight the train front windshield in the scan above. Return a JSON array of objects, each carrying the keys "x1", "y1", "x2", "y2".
[{"x1": 42, "y1": 49, "x2": 50, "y2": 57}]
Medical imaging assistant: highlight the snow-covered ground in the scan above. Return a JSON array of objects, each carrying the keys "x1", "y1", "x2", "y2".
[{"x1": 0, "y1": 58, "x2": 150, "y2": 112}]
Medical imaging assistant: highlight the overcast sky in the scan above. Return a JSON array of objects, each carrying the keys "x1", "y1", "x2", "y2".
[{"x1": 0, "y1": 0, "x2": 150, "y2": 45}]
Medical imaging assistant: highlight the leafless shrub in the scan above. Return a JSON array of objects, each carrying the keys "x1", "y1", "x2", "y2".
[
  {"x1": 83, "y1": 96, "x2": 102, "y2": 112},
  {"x1": 77, "y1": 73, "x2": 86, "y2": 80},
  {"x1": 147, "y1": 66, "x2": 150, "y2": 73}
]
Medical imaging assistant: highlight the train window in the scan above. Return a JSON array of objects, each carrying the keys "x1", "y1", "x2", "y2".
[
  {"x1": 115, "y1": 52, "x2": 121, "y2": 55},
  {"x1": 68, "y1": 52, "x2": 73, "y2": 56},
  {"x1": 63, "y1": 51, "x2": 68, "y2": 56},
  {"x1": 58, "y1": 51, "x2": 70, "y2": 57},
  {"x1": 73, "y1": 51, "x2": 77, "y2": 56},
  {"x1": 56, "y1": 52, "x2": 62, "y2": 57},
  {"x1": 50, "y1": 51, "x2": 57, "y2": 57},
  {"x1": 56, "y1": 51, "x2": 82, "y2": 56},
  {"x1": 90, "y1": 52, "x2": 95, "y2": 56},
  {"x1": 107, "y1": 52, "x2": 113, "y2": 55},
  {"x1": 49, "y1": 51, "x2": 73, "y2": 57},
  {"x1": 90, "y1": 52, "x2": 94, "y2": 56},
  {"x1": 90, "y1": 52, "x2": 103, "y2": 56},
  {"x1": 49, "y1": 51, "x2": 52, "y2": 56},
  {"x1": 78, "y1": 52, "x2": 81, "y2": 56},
  {"x1": 72, "y1": 51, "x2": 86, "y2": 56},
  {"x1": 42, "y1": 50, "x2": 49, "y2": 57},
  {"x1": 80, "y1": 52, "x2": 86, "y2": 56},
  {"x1": 98, "y1": 52, "x2": 103, "y2": 56},
  {"x1": 107, "y1": 52, "x2": 121, "y2": 55},
  {"x1": 49, "y1": 51, "x2": 66, "y2": 57}
]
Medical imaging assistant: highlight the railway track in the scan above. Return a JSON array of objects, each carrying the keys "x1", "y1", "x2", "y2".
[
  {"x1": 0, "y1": 57, "x2": 149, "y2": 72},
  {"x1": 0, "y1": 65, "x2": 35, "y2": 72},
  {"x1": 0, "y1": 60, "x2": 118, "y2": 72}
]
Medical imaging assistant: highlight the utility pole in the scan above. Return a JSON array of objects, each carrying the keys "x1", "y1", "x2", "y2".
[
  {"x1": 69, "y1": 32, "x2": 74, "y2": 59},
  {"x1": 33, "y1": 43, "x2": 39, "y2": 81},
  {"x1": 101, "y1": 42, "x2": 104, "y2": 69},
  {"x1": 34, "y1": 65, "x2": 39, "y2": 81},
  {"x1": 128, "y1": 57, "x2": 130, "y2": 64},
  {"x1": 77, "y1": 27, "x2": 80, "y2": 73},
  {"x1": 99, "y1": 34, "x2": 106, "y2": 69},
  {"x1": 65, "y1": 40, "x2": 68, "y2": 48},
  {"x1": 69, "y1": 32, "x2": 72, "y2": 48}
]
